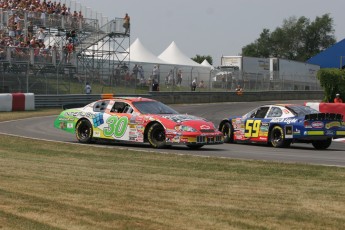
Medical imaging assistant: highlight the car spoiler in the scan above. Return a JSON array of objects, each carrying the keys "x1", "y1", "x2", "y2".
[{"x1": 305, "y1": 113, "x2": 343, "y2": 121}]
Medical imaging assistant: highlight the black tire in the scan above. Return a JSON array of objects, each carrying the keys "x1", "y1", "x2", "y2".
[
  {"x1": 76, "y1": 119, "x2": 93, "y2": 143},
  {"x1": 269, "y1": 126, "x2": 291, "y2": 148},
  {"x1": 187, "y1": 144, "x2": 204, "y2": 150},
  {"x1": 312, "y1": 138, "x2": 332, "y2": 150},
  {"x1": 147, "y1": 123, "x2": 166, "y2": 148},
  {"x1": 221, "y1": 122, "x2": 234, "y2": 143}
]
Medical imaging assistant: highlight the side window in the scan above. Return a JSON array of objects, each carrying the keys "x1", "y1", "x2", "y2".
[
  {"x1": 254, "y1": 107, "x2": 269, "y2": 118},
  {"x1": 93, "y1": 100, "x2": 109, "y2": 112},
  {"x1": 267, "y1": 107, "x2": 283, "y2": 118},
  {"x1": 111, "y1": 102, "x2": 133, "y2": 114}
]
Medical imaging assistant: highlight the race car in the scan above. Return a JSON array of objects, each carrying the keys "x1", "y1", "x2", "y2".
[
  {"x1": 218, "y1": 104, "x2": 345, "y2": 149},
  {"x1": 54, "y1": 97, "x2": 223, "y2": 149}
]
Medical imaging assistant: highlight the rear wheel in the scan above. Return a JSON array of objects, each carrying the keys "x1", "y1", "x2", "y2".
[
  {"x1": 269, "y1": 126, "x2": 291, "y2": 148},
  {"x1": 221, "y1": 122, "x2": 234, "y2": 143},
  {"x1": 147, "y1": 123, "x2": 166, "y2": 148},
  {"x1": 312, "y1": 138, "x2": 332, "y2": 150},
  {"x1": 76, "y1": 119, "x2": 93, "y2": 143}
]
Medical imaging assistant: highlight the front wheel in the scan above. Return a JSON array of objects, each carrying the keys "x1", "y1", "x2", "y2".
[
  {"x1": 76, "y1": 119, "x2": 93, "y2": 143},
  {"x1": 147, "y1": 123, "x2": 166, "y2": 148},
  {"x1": 269, "y1": 126, "x2": 291, "y2": 148},
  {"x1": 312, "y1": 138, "x2": 332, "y2": 150},
  {"x1": 221, "y1": 122, "x2": 234, "y2": 143}
]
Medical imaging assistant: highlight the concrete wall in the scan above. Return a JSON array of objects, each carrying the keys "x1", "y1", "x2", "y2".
[{"x1": 35, "y1": 91, "x2": 324, "y2": 108}]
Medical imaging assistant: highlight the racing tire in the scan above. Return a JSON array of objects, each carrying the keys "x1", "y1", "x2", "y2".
[
  {"x1": 147, "y1": 123, "x2": 166, "y2": 148},
  {"x1": 312, "y1": 138, "x2": 332, "y2": 150},
  {"x1": 186, "y1": 144, "x2": 204, "y2": 150},
  {"x1": 76, "y1": 119, "x2": 93, "y2": 144},
  {"x1": 269, "y1": 126, "x2": 291, "y2": 148},
  {"x1": 221, "y1": 122, "x2": 234, "y2": 143}
]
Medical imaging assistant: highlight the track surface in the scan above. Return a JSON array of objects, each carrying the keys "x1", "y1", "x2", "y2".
[{"x1": 0, "y1": 100, "x2": 344, "y2": 167}]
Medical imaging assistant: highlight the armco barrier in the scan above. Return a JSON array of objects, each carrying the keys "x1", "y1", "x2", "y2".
[
  {"x1": 34, "y1": 91, "x2": 324, "y2": 108},
  {"x1": 305, "y1": 102, "x2": 345, "y2": 121},
  {"x1": 0, "y1": 93, "x2": 35, "y2": 111}
]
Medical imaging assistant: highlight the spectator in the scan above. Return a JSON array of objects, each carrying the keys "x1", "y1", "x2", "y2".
[
  {"x1": 191, "y1": 78, "x2": 197, "y2": 91},
  {"x1": 165, "y1": 69, "x2": 173, "y2": 88},
  {"x1": 123, "y1": 13, "x2": 130, "y2": 34},
  {"x1": 334, "y1": 93, "x2": 343, "y2": 103},
  {"x1": 176, "y1": 69, "x2": 182, "y2": 86},
  {"x1": 152, "y1": 65, "x2": 159, "y2": 83},
  {"x1": 198, "y1": 80, "x2": 205, "y2": 88},
  {"x1": 131, "y1": 64, "x2": 139, "y2": 80},
  {"x1": 84, "y1": 82, "x2": 92, "y2": 94},
  {"x1": 36, "y1": 28, "x2": 45, "y2": 43},
  {"x1": 152, "y1": 79, "x2": 159, "y2": 91},
  {"x1": 235, "y1": 85, "x2": 243, "y2": 95}
]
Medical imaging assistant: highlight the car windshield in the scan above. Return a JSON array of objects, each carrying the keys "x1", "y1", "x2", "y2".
[
  {"x1": 133, "y1": 101, "x2": 179, "y2": 114},
  {"x1": 286, "y1": 105, "x2": 319, "y2": 116}
]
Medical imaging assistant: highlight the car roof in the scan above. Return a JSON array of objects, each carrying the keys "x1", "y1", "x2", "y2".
[{"x1": 101, "y1": 97, "x2": 156, "y2": 103}]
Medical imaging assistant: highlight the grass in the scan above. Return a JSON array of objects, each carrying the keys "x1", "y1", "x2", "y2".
[{"x1": 0, "y1": 110, "x2": 345, "y2": 229}]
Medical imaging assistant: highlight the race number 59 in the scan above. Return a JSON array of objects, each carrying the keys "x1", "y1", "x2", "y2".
[{"x1": 245, "y1": 120, "x2": 261, "y2": 138}]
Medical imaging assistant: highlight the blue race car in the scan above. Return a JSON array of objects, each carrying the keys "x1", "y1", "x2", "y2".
[{"x1": 218, "y1": 104, "x2": 345, "y2": 149}]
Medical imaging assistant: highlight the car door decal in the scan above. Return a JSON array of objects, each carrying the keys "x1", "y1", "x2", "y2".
[
  {"x1": 104, "y1": 116, "x2": 128, "y2": 138},
  {"x1": 245, "y1": 120, "x2": 261, "y2": 138}
]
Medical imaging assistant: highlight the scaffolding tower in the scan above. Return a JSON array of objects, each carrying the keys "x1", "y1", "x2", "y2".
[{"x1": 0, "y1": 8, "x2": 130, "y2": 94}]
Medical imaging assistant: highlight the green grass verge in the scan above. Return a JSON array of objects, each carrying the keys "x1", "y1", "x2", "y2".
[{"x1": 0, "y1": 110, "x2": 345, "y2": 229}]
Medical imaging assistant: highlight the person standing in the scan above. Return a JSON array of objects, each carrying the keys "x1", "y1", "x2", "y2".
[
  {"x1": 85, "y1": 82, "x2": 92, "y2": 94},
  {"x1": 191, "y1": 78, "x2": 197, "y2": 91},
  {"x1": 123, "y1": 13, "x2": 130, "y2": 34},
  {"x1": 334, "y1": 93, "x2": 343, "y2": 103},
  {"x1": 176, "y1": 69, "x2": 182, "y2": 86}
]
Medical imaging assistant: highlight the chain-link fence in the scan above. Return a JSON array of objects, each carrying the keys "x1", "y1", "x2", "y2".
[{"x1": 0, "y1": 58, "x2": 322, "y2": 94}]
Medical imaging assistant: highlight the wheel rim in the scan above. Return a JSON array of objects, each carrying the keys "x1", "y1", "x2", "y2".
[
  {"x1": 272, "y1": 129, "x2": 282, "y2": 145},
  {"x1": 78, "y1": 123, "x2": 90, "y2": 139},
  {"x1": 152, "y1": 127, "x2": 165, "y2": 142},
  {"x1": 222, "y1": 124, "x2": 230, "y2": 138}
]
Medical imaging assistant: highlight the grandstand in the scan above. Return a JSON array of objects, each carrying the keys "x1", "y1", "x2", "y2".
[{"x1": 0, "y1": 0, "x2": 130, "y2": 94}]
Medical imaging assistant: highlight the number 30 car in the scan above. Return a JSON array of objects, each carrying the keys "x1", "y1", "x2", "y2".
[
  {"x1": 218, "y1": 104, "x2": 345, "y2": 149},
  {"x1": 54, "y1": 97, "x2": 223, "y2": 149}
]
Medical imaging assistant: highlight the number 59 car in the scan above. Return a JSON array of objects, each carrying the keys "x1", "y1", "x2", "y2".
[
  {"x1": 218, "y1": 104, "x2": 345, "y2": 149},
  {"x1": 54, "y1": 97, "x2": 223, "y2": 149}
]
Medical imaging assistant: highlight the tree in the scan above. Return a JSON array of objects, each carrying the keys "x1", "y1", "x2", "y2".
[
  {"x1": 192, "y1": 55, "x2": 213, "y2": 65},
  {"x1": 242, "y1": 14, "x2": 336, "y2": 62}
]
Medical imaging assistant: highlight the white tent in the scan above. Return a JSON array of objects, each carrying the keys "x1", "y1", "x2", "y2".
[
  {"x1": 201, "y1": 59, "x2": 214, "y2": 70},
  {"x1": 126, "y1": 38, "x2": 168, "y2": 64},
  {"x1": 158, "y1": 41, "x2": 202, "y2": 67}
]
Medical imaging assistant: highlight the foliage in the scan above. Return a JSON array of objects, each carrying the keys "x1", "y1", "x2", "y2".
[
  {"x1": 242, "y1": 14, "x2": 336, "y2": 62},
  {"x1": 192, "y1": 54, "x2": 213, "y2": 65},
  {"x1": 317, "y1": 68, "x2": 345, "y2": 102}
]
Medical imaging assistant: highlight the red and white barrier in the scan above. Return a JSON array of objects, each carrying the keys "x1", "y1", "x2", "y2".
[
  {"x1": 0, "y1": 93, "x2": 35, "y2": 111},
  {"x1": 305, "y1": 102, "x2": 345, "y2": 121}
]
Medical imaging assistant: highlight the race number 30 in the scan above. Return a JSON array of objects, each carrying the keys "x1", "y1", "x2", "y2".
[
  {"x1": 104, "y1": 116, "x2": 128, "y2": 138},
  {"x1": 245, "y1": 120, "x2": 261, "y2": 138}
]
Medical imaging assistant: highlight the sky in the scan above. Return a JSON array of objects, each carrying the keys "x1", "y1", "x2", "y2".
[{"x1": 77, "y1": 0, "x2": 345, "y2": 66}]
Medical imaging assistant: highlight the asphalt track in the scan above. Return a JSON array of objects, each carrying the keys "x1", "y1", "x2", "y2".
[{"x1": 0, "y1": 100, "x2": 344, "y2": 167}]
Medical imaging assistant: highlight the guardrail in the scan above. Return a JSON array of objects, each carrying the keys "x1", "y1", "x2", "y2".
[{"x1": 34, "y1": 91, "x2": 324, "y2": 108}]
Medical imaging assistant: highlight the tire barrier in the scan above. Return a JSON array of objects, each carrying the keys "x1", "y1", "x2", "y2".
[
  {"x1": 305, "y1": 102, "x2": 345, "y2": 121},
  {"x1": 0, "y1": 93, "x2": 35, "y2": 111}
]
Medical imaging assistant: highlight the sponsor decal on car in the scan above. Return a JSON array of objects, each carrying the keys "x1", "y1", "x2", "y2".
[
  {"x1": 311, "y1": 121, "x2": 324, "y2": 129},
  {"x1": 270, "y1": 118, "x2": 298, "y2": 124}
]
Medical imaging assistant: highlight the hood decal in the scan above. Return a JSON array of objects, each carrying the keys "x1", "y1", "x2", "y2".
[{"x1": 162, "y1": 114, "x2": 203, "y2": 123}]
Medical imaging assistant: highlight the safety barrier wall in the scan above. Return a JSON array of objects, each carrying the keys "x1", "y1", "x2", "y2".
[
  {"x1": 0, "y1": 93, "x2": 35, "y2": 111},
  {"x1": 34, "y1": 91, "x2": 324, "y2": 108},
  {"x1": 305, "y1": 102, "x2": 345, "y2": 121}
]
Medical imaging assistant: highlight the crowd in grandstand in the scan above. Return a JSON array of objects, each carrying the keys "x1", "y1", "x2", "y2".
[{"x1": 0, "y1": 0, "x2": 85, "y2": 62}]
